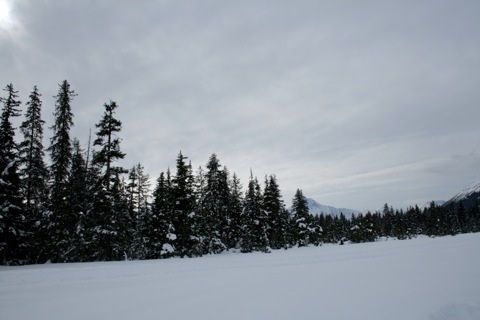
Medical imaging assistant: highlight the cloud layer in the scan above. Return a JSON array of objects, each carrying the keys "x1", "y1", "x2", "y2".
[{"x1": 2, "y1": 0, "x2": 480, "y2": 210}]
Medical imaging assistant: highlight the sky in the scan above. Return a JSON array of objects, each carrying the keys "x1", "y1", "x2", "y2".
[{"x1": 1, "y1": 0, "x2": 479, "y2": 211}]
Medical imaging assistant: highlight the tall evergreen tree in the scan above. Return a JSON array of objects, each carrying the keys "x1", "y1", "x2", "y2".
[
  {"x1": 227, "y1": 173, "x2": 243, "y2": 249},
  {"x1": 263, "y1": 175, "x2": 288, "y2": 249},
  {"x1": 129, "y1": 163, "x2": 151, "y2": 259},
  {"x1": 291, "y1": 189, "x2": 312, "y2": 247},
  {"x1": 0, "y1": 83, "x2": 24, "y2": 264},
  {"x1": 66, "y1": 139, "x2": 89, "y2": 261},
  {"x1": 171, "y1": 152, "x2": 197, "y2": 257},
  {"x1": 198, "y1": 154, "x2": 230, "y2": 254},
  {"x1": 87, "y1": 100, "x2": 130, "y2": 261},
  {"x1": 19, "y1": 86, "x2": 48, "y2": 211},
  {"x1": 241, "y1": 174, "x2": 268, "y2": 252},
  {"x1": 48, "y1": 80, "x2": 76, "y2": 214},
  {"x1": 92, "y1": 100, "x2": 126, "y2": 191},
  {"x1": 146, "y1": 171, "x2": 176, "y2": 258},
  {"x1": 18, "y1": 86, "x2": 48, "y2": 263}
]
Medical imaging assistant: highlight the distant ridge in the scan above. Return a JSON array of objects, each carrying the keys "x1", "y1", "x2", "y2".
[
  {"x1": 305, "y1": 198, "x2": 361, "y2": 218},
  {"x1": 443, "y1": 177, "x2": 480, "y2": 208}
]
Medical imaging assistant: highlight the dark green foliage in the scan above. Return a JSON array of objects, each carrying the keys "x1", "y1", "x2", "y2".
[
  {"x1": 146, "y1": 171, "x2": 175, "y2": 259},
  {"x1": 291, "y1": 189, "x2": 312, "y2": 247},
  {"x1": 226, "y1": 173, "x2": 243, "y2": 249},
  {"x1": 171, "y1": 152, "x2": 197, "y2": 257},
  {"x1": 241, "y1": 174, "x2": 268, "y2": 252},
  {"x1": 48, "y1": 80, "x2": 76, "y2": 215},
  {"x1": 197, "y1": 154, "x2": 230, "y2": 254},
  {"x1": 263, "y1": 175, "x2": 288, "y2": 249},
  {"x1": 2, "y1": 79, "x2": 480, "y2": 265},
  {"x1": 0, "y1": 83, "x2": 24, "y2": 264}
]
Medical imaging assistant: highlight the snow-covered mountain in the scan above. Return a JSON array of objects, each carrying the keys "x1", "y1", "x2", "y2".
[
  {"x1": 419, "y1": 200, "x2": 446, "y2": 210},
  {"x1": 444, "y1": 177, "x2": 480, "y2": 208},
  {"x1": 305, "y1": 198, "x2": 361, "y2": 218}
]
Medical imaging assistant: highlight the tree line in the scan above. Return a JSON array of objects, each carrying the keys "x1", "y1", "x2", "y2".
[{"x1": 1, "y1": 81, "x2": 479, "y2": 265}]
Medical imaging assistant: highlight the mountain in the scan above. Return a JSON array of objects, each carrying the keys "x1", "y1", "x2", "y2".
[
  {"x1": 305, "y1": 198, "x2": 361, "y2": 218},
  {"x1": 443, "y1": 177, "x2": 480, "y2": 208},
  {"x1": 419, "y1": 200, "x2": 446, "y2": 210}
]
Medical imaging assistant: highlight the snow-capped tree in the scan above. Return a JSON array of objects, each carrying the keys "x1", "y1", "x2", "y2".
[
  {"x1": 241, "y1": 174, "x2": 268, "y2": 252},
  {"x1": 197, "y1": 154, "x2": 230, "y2": 254},
  {"x1": 291, "y1": 189, "x2": 312, "y2": 247}
]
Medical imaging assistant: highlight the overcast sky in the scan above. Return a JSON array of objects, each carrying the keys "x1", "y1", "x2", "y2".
[{"x1": 1, "y1": 0, "x2": 479, "y2": 210}]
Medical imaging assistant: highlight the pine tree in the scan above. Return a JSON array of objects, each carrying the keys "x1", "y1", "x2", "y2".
[
  {"x1": 241, "y1": 174, "x2": 268, "y2": 252},
  {"x1": 129, "y1": 163, "x2": 151, "y2": 259},
  {"x1": 147, "y1": 171, "x2": 175, "y2": 258},
  {"x1": 87, "y1": 100, "x2": 130, "y2": 261},
  {"x1": 291, "y1": 189, "x2": 312, "y2": 247},
  {"x1": 263, "y1": 175, "x2": 288, "y2": 249},
  {"x1": 48, "y1": 80, "x2": 76, "y2": 215},
  {"x1": 45, "y1": 80, "x2": 77, "y2": 261},
  {"x1": 18, "y1": 86, "x2": 49, "y2": 263},
  {"x1": 197, "y1": 154, "x2": 230, "y2": 254},
  {"x1": 227, "y1": 173, "x2": 243, "y2": 249},
  {"x1": 66, "y1": 139, "x2": 89, "y2": 261},
  {"x1": 0, "y1": 83, "x2": 24, "y2": 264},
  {"x1": 92, "y1": 100, "x2": 126, "y2": 192},
  {"x1": 171, "y1": 152, "x2": 197, "y2": 257}
]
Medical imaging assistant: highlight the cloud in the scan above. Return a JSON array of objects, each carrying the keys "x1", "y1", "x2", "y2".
[{"x1": 2, "y1": 0, "x2": 480, "y2": 210}]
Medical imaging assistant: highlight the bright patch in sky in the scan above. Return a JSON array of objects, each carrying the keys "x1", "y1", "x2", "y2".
[{"x1": 0, "y1": 0, "x2": 12, "y2": 27}]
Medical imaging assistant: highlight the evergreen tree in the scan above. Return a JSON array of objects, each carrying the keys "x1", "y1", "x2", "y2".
[
  {"x1": 92, "y1": 100, "x2": 126, "y2": 192},
  {"x1": 129, "y1": 163, "x2": 151, "y2": 259},
  {"x1": 0, "y1": 83, "x2": 24, "y2": 264},
  {"x1": 291, "y1": 189, "x2": 312, "y2": 247},
  {"x1": 147, "y1": 171, "x2": 176, "y2": 258},
  {"x1": 263, "y1": 175, "x2": 288, "y2": 249},
  {"x1": 227, "y1": 173, "x2": 243, "y2": 249},
  {"x1": 45, "y1": 80, "x2": 77, "y2": 261},
  {"x1": 18, "y1": 86, "x2": 49, "y2": 263},
  {"x1": 66, "y1": 139, "x2": 89, "y2": 261},
  {"x1": 19, "y1": 86, "x2": 48, "y2": 213},
  {"x1": 87, "y1": 101, "x2": 130, "y2": 261},
  {"x1": 171, "y1": 152, "x2": 197, "y2": 257},
  {"x1": 48, "y1": 80, "x2": 76, "y2": 215},
  {"x1": 198, "y1": 154, "x2": 230, "y2": 254},
  {"x1": 241, "y1": 174, "x2": 268, "y2": 252}
]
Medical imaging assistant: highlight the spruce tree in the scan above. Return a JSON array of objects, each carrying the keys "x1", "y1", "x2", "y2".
[
  {"x1": 45, "y1": 80, "x2": 77, "y2": 261},
  {"x1": 241, "y1": 174, "x2": 268, "y2": 252},
  {"x1": 198, "y1": 154, "x2": 230, "y2": 254},
  {"x1": 0, "y1": 83, "x2": 24, "y2": 264},
  {"x1": 129, "y1": 163, "x2": 151, "y2": 259},
  {"x1": 92, "y1": 100, "x2": 126, "y2": 191},
  {"x1": 291, "y1": 189, "x2": 312, "y2": 247},
  {"x1": 18, "y1": 86, "x2": 48, "y2": 263},
  {"x1": 171, "y1": 152, "x2": 197, "y2": 257},
  {"x1": 263, "y1": 175, "x2": 288, "y2": 249},
  {"x1": 19, "y1": 86, "x2": 48, "y2": 212},
  {"x1": 48, "y1": 80, "x2": 76, "y2": 215},
  {"x1": 147, "y1": 171, "x2": 176, "y2": 258},
  {"x1": 227, "y1": 173, "x2": 243, "y2": 249},
  {"x1": 88, "y1": 100, "x2": 130, "y2": 261},
  {"x1": 66, "y1": 139, "x2": 88, "y2": 261}
]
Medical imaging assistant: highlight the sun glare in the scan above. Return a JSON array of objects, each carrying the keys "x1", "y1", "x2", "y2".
[{"x1": 0, "y1": 0, "x2": 12, "y2": 26}]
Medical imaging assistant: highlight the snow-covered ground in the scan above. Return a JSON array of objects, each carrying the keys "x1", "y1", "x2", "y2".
[{"x1": 1, "y1": 234, "x2": 480, "y2": 320}]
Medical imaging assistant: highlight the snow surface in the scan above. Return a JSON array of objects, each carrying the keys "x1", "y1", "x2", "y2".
[{"x1": 1, "y1": 234, "x2": 480, "y2": 320}]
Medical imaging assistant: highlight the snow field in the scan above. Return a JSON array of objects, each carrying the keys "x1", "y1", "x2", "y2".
[{"x1": 1, "y1": 233, "x2": 480, "y2": 320}]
